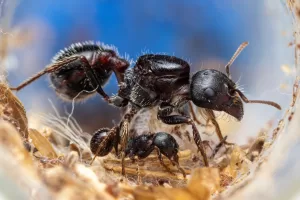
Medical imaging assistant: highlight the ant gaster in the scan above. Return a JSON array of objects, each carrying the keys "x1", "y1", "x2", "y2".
[
  {"x1": 91, "y1": 42, "x2": 281, "y2": 175},
  {"x1": 90, "y1": 129, "x2": 186, "y2": 177}
]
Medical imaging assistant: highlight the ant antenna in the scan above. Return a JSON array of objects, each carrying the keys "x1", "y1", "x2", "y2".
[
  {"x1": 234, "y1": 89, "x2": 281, "y2": 110},
  {"x1": 225, "y1": 42, "x2": 249, "y2": 78}
]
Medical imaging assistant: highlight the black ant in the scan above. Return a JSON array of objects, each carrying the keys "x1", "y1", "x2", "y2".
[
  {"x1": 10, "y1": 41, "x2": 129, "y2": 102},
  {"x1": 90, "y1": 129, "x2": 186, "y2": 178}
]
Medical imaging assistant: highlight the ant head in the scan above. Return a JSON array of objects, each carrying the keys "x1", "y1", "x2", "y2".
[
  {"x1": 153, "y1": 132, "x2": 179, "y2": 158},
  {"x1": 190, "y1": 42, "x2": 281, "y2": 121},
  {"x1": 90, "y1": 128, "x2": 114, "y2": 157},
  {"x1": 190, "y1": 69, "x2": 244, "y2": 120}
]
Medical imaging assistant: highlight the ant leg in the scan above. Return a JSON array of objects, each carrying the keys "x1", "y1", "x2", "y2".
[
  {"x1": 170, "y1": 154, "x2": 186, "y2": 178},
  {"x1": 109, "y1": 59, "x2": 129, "y2": 86},
  {"x1": 155, "y1": 147, "x2": 175, "y2": 176},
  {"x1": 114, "y1": 71, "x2": 126, "y2": 89},
  {"x1": 91, "y1": 53, "x2": 130, "y2": 101},
  {"x1": 113, "y1": 127, "x2": 120, "y2": 157},
  {"x1": 135, "y1": 159, "x2": 141, "y2": 185},
  {"x1": 210, "y1": 136, "x2": 228, "y2": 159},
  {"x1": 120, "y1": 108, "x2": 139, "y2": 176},
  {"x1": 78, "y1": 56, "x2": 111, "y2": 102},
  {"x1": 188, "y1": 102, "x2": 203, "y2": 125},
  {"x1": 157, "y1": 103, "x2": 209, "y2": 167},
  {"x1": 10, "y1": 56, "x2": 78, "y2": 91},
  {"x1": 90, "y1": 126, "x2": 118, "y2": 165},
  {"x1": 204, "y1": 109, "x2": 234, "y2": 145}
]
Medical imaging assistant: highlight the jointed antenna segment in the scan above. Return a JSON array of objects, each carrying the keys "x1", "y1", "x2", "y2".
[{"x1": 225, "y1": 42, "x2": 249, "y2": 78}]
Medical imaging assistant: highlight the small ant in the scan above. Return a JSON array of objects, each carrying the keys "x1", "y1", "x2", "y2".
[{"x1": 90, "y1": 129, "x2": 186, "y2": 178}]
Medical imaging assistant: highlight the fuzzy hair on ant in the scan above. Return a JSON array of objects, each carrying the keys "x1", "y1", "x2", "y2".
[{"x1": 11, "y1": 41, "x2": 130, "y2": 103}]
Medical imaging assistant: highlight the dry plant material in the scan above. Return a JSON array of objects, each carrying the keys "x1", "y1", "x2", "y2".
[
  {"x1": 0, "y1": 83, "x2": 28, "y2": 138},
  {"x1": 0, "y1": 120, "x2": 35, "y2": 173},
  {"x1": 41, "y1": 152, "x2": 116, "y2": 200},
  {"x1": 29, "y1": 128, "x2": 58, "y2": 158},
  {"x1": 131, "y1": 168, "x2": 220, "y2": 200},
  {"x1": 246, "y1": 134, "x2": 266, "y2": 162},
  {"x1": 103, "y1": 149, "x2": 192, "y2": 185}
]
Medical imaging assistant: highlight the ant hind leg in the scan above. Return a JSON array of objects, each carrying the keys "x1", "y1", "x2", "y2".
[{"x1": 155, "y1": 147, "x2": 175, "y2": 176}]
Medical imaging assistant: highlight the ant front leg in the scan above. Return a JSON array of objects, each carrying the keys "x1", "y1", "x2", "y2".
[
  {"x1": 170, "y1": 153, "x2": 186, "y2": 178},
  {"x1": 78, "y1": 56, "x2": 111, "y2": 102},
  {"x1": 155, "y1": 147, "x2": 175, "y2": 176},
  {"x1": 119, "y1": 108, "x2": 139, "y2": 176},
  {"x1": 10, "y1": 56, "x2": 79, "y2": 91},
  {"x1": 188, "y1": 102, "x2": 203, "y2": 126},
  {"x1": 157, "y1": 103, "x2": 209, "y2": 167},
  {"x1": 129, "y1": 157, "x2": 142, "y2": 184},
  {"x1": 91, "y1": 52, "x2": 130, "y2": 102},
  {"x1": 10, "y1": 55, "x2": 112, "y2": 103},
  {"x1": 210, "y1": 136, "x2": 228, "y2": 159},
  {"x1": 204, "y1": 109, "x2": 234, "y2": 145},
  {"x1": 135, "y1": 159, "x2": 142, "y2": 184}
]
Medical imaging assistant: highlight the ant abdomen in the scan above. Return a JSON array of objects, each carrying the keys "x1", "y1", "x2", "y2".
[
  {"x1": 11, "y1": 41, "x2": 130, "y2": 103},
  {"x1": 49, "y1": 42, "x2": 118, "y2": 101},
  {"x1": 90, "y1": 128, "x2": 114, "y2": 156},
  {"x1": 49, "y1": 60, "x2": 112, "y2": 101}
]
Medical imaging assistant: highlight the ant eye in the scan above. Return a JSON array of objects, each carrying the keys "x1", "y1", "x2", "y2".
[{"x1": 204, "y1": 88, "x2": 215, "y2": 98}]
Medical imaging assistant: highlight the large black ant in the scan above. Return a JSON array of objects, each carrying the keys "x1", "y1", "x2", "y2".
[
  {"x1": 90, "y1": 41, "x2": 281, "y2": 175},
  {"x1": 11, "y1": 41, "x2": 281, "y2": 177}
]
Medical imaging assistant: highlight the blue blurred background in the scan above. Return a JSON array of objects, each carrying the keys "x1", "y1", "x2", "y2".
[{"x1": 6, "y1": 0, "x2": 293, "y2": 138}]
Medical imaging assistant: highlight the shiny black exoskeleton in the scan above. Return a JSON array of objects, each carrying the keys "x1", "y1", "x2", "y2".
[
  {"x1": 90, "y1": 128, "x2": 116, "y2": 156},
  {"x1": 11, "y1": 41, "x2": 129, "y2": 102},
  {"x1": 190, "y1": 69, "x2": 244, "y2": 120},
  {"x1": 126, "y1": 132, "x2": 179, "y2": 161},
  {"x1": 90, "y1": 130, "x2": 186, "y2": 177},
  {"x1": 114, "y1": 54, "x2": 190, "y2": 107}
]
